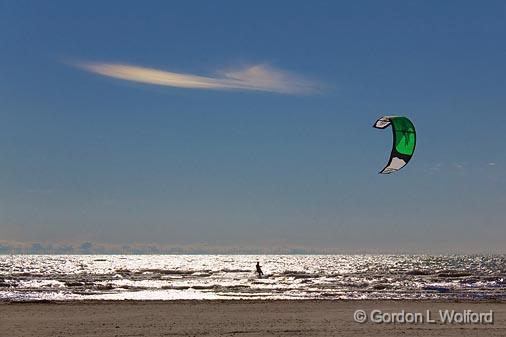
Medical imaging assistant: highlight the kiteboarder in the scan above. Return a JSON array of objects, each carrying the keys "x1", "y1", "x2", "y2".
[{"x1": 256, "y1": 262, "x2": 264, "y2": 277}]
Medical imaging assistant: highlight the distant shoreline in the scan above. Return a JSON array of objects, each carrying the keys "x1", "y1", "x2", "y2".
[{"x1": 2, "y1": 252, "x2": 506, "y2": 255}]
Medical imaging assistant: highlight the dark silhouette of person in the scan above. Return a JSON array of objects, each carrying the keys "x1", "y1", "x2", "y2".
[{"x1": 256, "y1": 262, "x2": 264, "y2": 277}]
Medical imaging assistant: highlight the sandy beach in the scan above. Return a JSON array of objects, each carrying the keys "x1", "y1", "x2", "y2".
[{"x1": 1, "y1": 300, "x2": 505, "y2": 337}]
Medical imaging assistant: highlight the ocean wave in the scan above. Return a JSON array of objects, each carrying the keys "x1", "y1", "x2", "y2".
[
  {"x1": 280, "y1": 271, "x2": 318, "y2": 279},
  {"x1": 437, "y1": 270, "x2": 473, "y2": 278},
  {"x1": 220, "y1": 268, "x2": 252, "y2": 273},
  {"x1": 138, "y1": 268, "x2": 201, "y2": 275}
]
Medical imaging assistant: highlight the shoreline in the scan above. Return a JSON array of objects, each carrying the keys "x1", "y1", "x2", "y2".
[
  {"x1": 2, "y1": 298, "x2": 506, "y2": 303},
  {"x1": 2, "y1": 299, "x2": 505, "y2": 336}
]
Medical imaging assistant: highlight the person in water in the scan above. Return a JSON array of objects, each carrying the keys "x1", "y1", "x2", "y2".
[{"x1": 256, "y1": 262, "x2": 264, "y2": 277}]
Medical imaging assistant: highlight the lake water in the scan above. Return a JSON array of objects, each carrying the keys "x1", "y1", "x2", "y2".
[{"x1": 1, "y1": 254, "x2": 505, "y2": 301}]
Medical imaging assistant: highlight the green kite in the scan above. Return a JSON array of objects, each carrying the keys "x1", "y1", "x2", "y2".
[{"x1": 373, "y1": 116, "x2": 416, "y2": 174}]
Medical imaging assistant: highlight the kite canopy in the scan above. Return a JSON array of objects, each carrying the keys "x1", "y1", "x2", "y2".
[{"x1": 373, "y1": 116, "x2": 416, "y2": 174}]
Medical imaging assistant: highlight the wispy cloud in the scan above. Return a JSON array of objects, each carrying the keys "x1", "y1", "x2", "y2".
[{"x1": 74, "y1": 61, "x2": 319, "y2": 94}]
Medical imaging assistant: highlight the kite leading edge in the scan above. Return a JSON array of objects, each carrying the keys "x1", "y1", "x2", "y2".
[{"x1": 373, "y1": 116, "x2": 416, "y2": 174}]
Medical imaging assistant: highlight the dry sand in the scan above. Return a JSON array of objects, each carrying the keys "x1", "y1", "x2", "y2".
[{"x1": 1, "y1": 300, "x2": 505, "y2": 337}]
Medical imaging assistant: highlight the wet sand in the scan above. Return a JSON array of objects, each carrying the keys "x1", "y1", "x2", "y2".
[{"x1": 1, "y1": 300, "x2": 505, "y2": 336}]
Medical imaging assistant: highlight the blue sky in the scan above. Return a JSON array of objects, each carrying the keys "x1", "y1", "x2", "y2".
[{"x1": 1, "y1": 1, "x2": 505, "y2": 252}]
